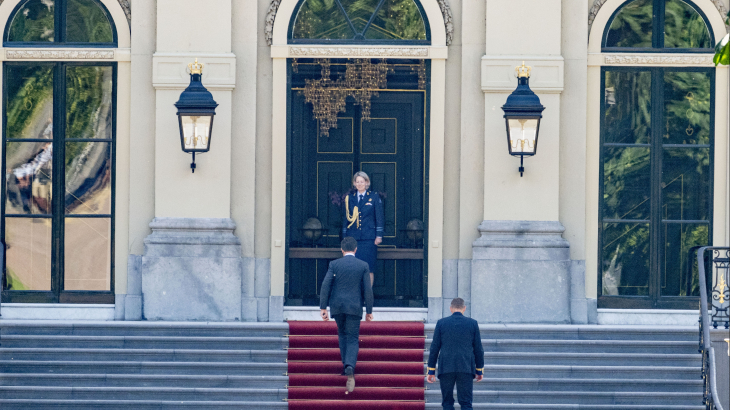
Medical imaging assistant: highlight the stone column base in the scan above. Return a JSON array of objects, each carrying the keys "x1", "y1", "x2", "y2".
[
  {"x1": 471, "y1": 220, "x2": 571, "y2": 323},
  {"x1": 141, "y1": 218, "x2": 243, "y2": 321}
]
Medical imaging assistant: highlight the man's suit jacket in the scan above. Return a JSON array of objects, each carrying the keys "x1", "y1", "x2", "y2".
[
  {"x1": 342, "y1": 190, "x2": 385, "y2": 240},
  {"x1": 427, "y1": 312, "x2": 484, "y2": 377},
  {"x1": 319, "y1": 254, "x2": 374, "y2": 317}
]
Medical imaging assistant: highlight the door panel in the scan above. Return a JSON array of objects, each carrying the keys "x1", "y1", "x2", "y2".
[{"x1": 287, "y1": 91, "x2": 426, "y2": 307}]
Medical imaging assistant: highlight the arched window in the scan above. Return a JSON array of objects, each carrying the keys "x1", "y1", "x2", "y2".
[
  {"x1": 289, "y1": 0, "x2": 429, "y2": 43},
  {"x1": 2, "y1": 0, "x2": 117, "y2": 303},
  {"x1": 597, "y1": 0, "x2": 715, "y2": 309},
  {"x1": 603, "y1": 0, "x2": 713, "y2": 51},
  {"x1": 4, "y1": 0, "x2": 116, "y2": 46}
]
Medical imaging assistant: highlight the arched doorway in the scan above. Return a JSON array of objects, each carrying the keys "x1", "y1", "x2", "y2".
[{"x1": 268, "y1": 0, "x2": 449, "y2": 309}]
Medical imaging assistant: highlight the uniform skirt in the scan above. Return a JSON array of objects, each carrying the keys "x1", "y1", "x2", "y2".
[{"x1": 355, "y1": 240, "x2": 377, "y2": 273}]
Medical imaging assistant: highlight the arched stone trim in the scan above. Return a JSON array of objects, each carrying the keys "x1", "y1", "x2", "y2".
[
  {"x1": 265, "y1": 0, "x2": 454, "y2": 45},
  {"x1": 588, "y1": 0, "x2": 728, "y2": 35}
]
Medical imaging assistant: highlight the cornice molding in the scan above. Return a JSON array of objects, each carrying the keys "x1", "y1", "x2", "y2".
[
  {"x1": 5, "y1": 49, "x2": 115, "y2": 59},
  {"x1": 589, "y1": 0, "x2": 728, "y2": 35},
  {"x1": 288, "y1": 46, "x2": 429, "y2": 57},
  {"x1": 603, "y1": 54, "x2": 714, "y2": 65},
  {"x1": 265, "y1": 0, "x2": 453, "y2": 46}
]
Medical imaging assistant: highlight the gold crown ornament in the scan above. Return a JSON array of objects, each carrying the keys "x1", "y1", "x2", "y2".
[
  {"x1": 515, "y1": 62, "x2": 532, "y2": 78},
  {"x1": 188, "y1": 58, "x2": 204, "y2": 75}
]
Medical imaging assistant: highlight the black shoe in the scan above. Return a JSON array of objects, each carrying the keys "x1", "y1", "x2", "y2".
[{"x1": 344, "y1": 366, "x2": 355, "y2": 393}]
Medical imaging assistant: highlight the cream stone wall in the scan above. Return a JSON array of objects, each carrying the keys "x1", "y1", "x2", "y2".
[
  {"x1": 152, "y1": 0, "x2": 235, "y2": 219},
  {"x1": 442, "y1": 0, "x2": 462, "y2": 262},
  {"x1": 482, "y1": 0, "x2": 564, "y2": 223},
  {"x1": 458, "y1": 0, "x2": 486, "y2": 260},
  {"x1": 256, "y1": 0, "x2": 273, "y2": 263},
  {"x1": 562, "y1": 0, "x2": 590, "y2": 302},
  {"x1": 128, "y1": 0, "x2": 156, "y2": 260},
  {"x1": 231, "y1": 0, "x2": 259, "y2": 260}
]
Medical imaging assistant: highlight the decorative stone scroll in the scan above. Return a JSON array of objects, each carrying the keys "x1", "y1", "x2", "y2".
[
  {"x1": 265, "y1": 0, "x2": 283, "y2": 46},
  {"x1": 265, "y1": 0, "x2": 454, "y2": 46},
  {"x1": 604, "y1": 54, "x2": 714, "y2": 65},
  {"x1": 289, "y1": 47, "x2": 429, "y2": 57},
  {"x1": 6, "y1": 50, "x2": 115, "y2": 59},
  {"x1": 117, "y1": 0, "x2": 131, "y2": 29},
  {"x1": 437, "y1": 0, "x2": 454, "y2": 46},
  {"x1": 589, "y1": 0, "x2": 728, "y2": 35}
]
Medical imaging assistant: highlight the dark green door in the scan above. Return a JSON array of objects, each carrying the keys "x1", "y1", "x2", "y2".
[{"x1": 287, "y1": 91, "x2": 427, "y2": 307}]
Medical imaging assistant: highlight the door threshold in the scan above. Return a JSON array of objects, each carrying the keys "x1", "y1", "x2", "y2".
[
  {"x1": 0, "y1": 303, "x2": 115, "y2": 321},
  {"x1": 597, "y1": 308, "x2": 699, "y2": 326},
  {"x1": 284, "y1": 306, "x2": 427, "y2": 321}
]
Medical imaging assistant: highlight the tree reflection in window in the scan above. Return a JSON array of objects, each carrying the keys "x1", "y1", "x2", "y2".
[
  {"x1": 604, "y1": 0, "x2": 712, "y2": 50},
  {"x1": 291, "y1": 0, "x2": 427, "y2": 41},
  {"x1": 5, "y1": 0, "x2": 115, "y2": 45}
]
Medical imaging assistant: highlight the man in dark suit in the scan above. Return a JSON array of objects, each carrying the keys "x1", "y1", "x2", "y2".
[
  {"x1": 320, "y1": 236, "x2": 374, "y2": 393},
  {"x1": 427, "y1": 298, "x2": 484, "y2": 410}
]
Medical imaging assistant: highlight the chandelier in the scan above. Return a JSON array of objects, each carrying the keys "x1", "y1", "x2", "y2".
[{"x1": 298, "y1": 59, "x2": 425, "y2": 137}]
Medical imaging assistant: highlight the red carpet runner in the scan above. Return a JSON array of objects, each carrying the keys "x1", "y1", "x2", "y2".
[{"x1": 287, "y1": 321, "x2": 426, "y2": 410}]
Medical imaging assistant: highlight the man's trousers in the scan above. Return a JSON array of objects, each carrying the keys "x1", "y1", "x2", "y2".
[
  {"x1": 438, "y1": 372, "x2": 474, "y2": 410},
  {"x1": 332, "y1": 313, "x2": 362, "y2": 370}
]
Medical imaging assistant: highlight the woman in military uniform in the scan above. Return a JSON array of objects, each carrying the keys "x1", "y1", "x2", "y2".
[{"x1": 342, "y1": 171, "x2": 384, "y2": 285}]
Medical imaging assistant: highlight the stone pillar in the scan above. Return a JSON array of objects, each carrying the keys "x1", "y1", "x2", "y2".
[
  {"x1": 140, "y1": 0, "x2": 243, "y2": 321},
  {"x1": 471, "y1": 221, "x2": 570, "y2": 323},
  {"x1": 141, "y1": 218, "x2": 243, "y2": 321},
  {"x1": 470, "y1": 0, "x2": 574, "y2": 324}
]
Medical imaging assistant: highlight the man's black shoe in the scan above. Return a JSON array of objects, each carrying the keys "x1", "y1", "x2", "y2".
[{"x1": 344, "y1": 366, "x2": 355, "y2": 393}]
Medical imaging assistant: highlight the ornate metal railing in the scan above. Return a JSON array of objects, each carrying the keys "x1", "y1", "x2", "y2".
[{"x1": 696, "y1": 246, "x2": 729, "y2": 410}]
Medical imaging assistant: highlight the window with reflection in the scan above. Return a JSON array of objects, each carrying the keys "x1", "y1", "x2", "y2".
[
  {"x1": 2, "y1": 1, "x2": 117, "y2": 302},
  {"x1": 600, "y1": 67, "x2": 713, "y2": 307},
  {"x1": 5, "y1": 0, "x2": 116, "y2": 46},
  {"x1": 290, "y1": 0, "x2": 429, "y2": 43},
  {"x1": 604, "y1": 0, "x2": 712, "y2": 51}
]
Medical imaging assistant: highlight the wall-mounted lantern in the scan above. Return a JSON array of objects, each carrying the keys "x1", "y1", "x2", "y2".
[
  {"x1": 175, "y1": 59, "x2": 218, "y2": 173},
  {"x1": 501, "y1": 62, "x2": 545, "y2": 177}
]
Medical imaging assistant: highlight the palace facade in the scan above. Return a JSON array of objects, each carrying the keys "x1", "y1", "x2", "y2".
[{"x1": 0, "y1": 0, "x2": 728, "y2": 325}]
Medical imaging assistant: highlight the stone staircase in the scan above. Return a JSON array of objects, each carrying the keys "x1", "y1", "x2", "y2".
[
  {"x1": 426, "y1": 324, "x2": 704, "y2": 409},
  {"x1": 0, "y1": 321, "x2": 290, "y2": 409},
  {"x1": 0, "y1": 321, "x2": 704, "y2": 409}
]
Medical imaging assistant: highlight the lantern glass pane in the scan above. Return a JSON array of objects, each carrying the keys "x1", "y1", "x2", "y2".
[
  {"x1": 508, "y1": 118, "x2": 538, "y2": 155},
  {"x1": 180, "y1": 115, "x2": 211, "y2": 151}
]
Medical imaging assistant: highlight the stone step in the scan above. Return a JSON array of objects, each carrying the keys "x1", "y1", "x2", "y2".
[
  {"x1": 467, "y1": 352, "x2": 701, "y2": 367},
  {"x1": 0, "y1": 348, "x2": 286, "y2": 363},
  {"x1": 0, "y1": 399, "x2": 288, "y2": 409},
  {"x1": 0, "y1": 321, "x2": 289, "y2": 337},
  {"x1": 0, "y1": 386, "x2": 288, "y2": 402},
  {"x1": 0, "y1": 373, "x2": 289, "y2": 389},
  {"x1": 424, "y1": 389, "x2": 703, "y2": 406},
  {"x1": 0, "y1": 335, "x2": 288, "y2": 350},
  {"x1": 477, "y1": 364, "x2": 699, "y2": 379},
  {"x1": 438, "y1": 377, "x2": 703, "y2": 392},
  {"x1": 0, "y1": 360, "x2": 287, "y2": 375},
  {"x1": 425, "y1": 325, "x2": 698, "y2": 341},
  {"x1": 425, "y1": 339, "x2": 699, "y2": 354}
]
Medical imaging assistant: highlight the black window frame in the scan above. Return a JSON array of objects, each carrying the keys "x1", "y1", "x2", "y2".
[
  {"x1": 3, "y1": 0, "x2": 118, "y2": 48},
  {"x1": 1, "y1": 61, "x2": 117, "y2": 304},
  {"x1": 598, "y1": 65, "x2": 715, "y2": 309},
  {"x1": 602, "y1": 0, "x2": 715, "y2": 53},
  {"x1": 287, "y1": 0, "x2": 431, "y2": 45}
]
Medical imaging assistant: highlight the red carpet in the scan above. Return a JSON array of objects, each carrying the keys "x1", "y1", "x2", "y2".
[{"x1": 287, "y1": 321, "x2": 426, "y2": 410}]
